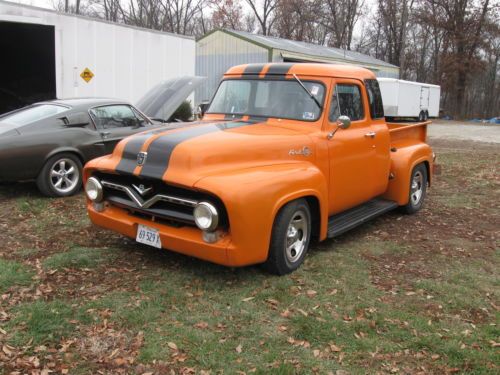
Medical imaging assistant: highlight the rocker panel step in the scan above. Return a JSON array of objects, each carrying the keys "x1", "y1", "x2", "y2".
[{"x1": 327, "y1": 198, "x2": 398, "y2": 238}]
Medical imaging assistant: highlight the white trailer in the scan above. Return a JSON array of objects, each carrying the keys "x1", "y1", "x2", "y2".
[
  {"x1": 377, "y1": 78, "x2": 440, "y2": 121},
  {"x1": 0, "y1": 0, "x2": 195, "y2": 114}
]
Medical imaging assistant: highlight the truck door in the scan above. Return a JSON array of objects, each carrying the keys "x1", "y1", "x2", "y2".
[{"x1": 326, "y1": 79, "x2": 376, "y2": 214}]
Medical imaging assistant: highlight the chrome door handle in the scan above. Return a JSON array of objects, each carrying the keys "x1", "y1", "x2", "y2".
[{"x1": 365, "y1": 131, "x2": 376, "y2": 138}]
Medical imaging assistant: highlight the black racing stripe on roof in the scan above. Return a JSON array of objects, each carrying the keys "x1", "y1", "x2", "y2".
[
  {"x1": 242, "y1": 64, "x2": 267, "y2": 75},
  {"x1": 138, "y1": 121, "x2": 253, "y2": 180},
  {"x1": 264, "y1": 63, "x2": 295, "y2": 76}
]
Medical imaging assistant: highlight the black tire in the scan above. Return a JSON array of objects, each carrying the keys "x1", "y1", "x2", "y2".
[
  {"x1": 418, "y1": 111, "x2": 425, "y2": 122},
  {"x1": 400, "y1": 163, "x2": 427, "y2": 214},
  {"x1": 265, "y1": 199, "x2": 312, "y2": 275},
  {"x1": 36, "y1": 153, "x2": 83, "y2": 197}
]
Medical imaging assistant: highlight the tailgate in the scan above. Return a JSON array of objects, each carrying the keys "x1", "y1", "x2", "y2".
[{"x1": 388, "y1": 121, "x2": 430, "y2": 144}]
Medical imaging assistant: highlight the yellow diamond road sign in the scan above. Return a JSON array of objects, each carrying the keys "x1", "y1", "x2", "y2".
[{"x1": 80, "y1": 68, "x2": 94, "y2": 83}]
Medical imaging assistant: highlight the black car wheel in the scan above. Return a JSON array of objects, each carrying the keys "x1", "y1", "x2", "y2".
[
  {"x1": 37, "y1": 153, "x2": 83, "y2": 197},
  {"x1": 400, "y1": 163, "x2": 428, "y2": 214},
  {"x1": 265, "y1": 199, "x2": 311, "y2": 275}
]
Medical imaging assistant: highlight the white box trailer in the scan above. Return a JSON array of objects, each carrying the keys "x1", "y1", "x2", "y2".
[
  {"x1": 0, "y1": 0, "x2": 195, "y2": 114},
  {"x1": 377, "y1": 78, "x2": 440, "y2": 121}
]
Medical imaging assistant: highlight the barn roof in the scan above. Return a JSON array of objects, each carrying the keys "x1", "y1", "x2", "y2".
[{"x1": 200, "y1": 29, "x2": 397, "y2": 70}]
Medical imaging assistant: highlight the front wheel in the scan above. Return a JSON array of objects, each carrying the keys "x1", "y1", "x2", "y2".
[
  {"x1": 36, "y1": 153, "x2": 83, "y2": 197},
  {"x1": 265, "y1": 199, "x2": 311, "y2": 275},
  {"x1": 401, "y1": 163, "x2": 428, "y2": 214}
]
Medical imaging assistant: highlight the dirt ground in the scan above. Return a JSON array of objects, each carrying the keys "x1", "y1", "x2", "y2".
[
  {"x1": 428, "y1": 120, "x2": 500, "y2": 143},
  {"x1": 0, "y1": 138, "x2": 498, "y2": 374}
]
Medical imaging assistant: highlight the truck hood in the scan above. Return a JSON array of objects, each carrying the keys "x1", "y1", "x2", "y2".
[{"x1": 109, "y1": 120, "x2": 314, "y2": 187}]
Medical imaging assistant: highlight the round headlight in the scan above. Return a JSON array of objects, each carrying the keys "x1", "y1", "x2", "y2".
[
  {"x1": 85, "y1": 177, "x2": 103, "y2": 202},
  {"x1": 193, "y1": 202, "x2": 219, "y2": 231}
]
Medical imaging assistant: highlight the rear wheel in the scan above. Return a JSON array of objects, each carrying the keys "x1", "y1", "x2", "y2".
[
  {"x1": 401, "y1": 163, "x2": 427, "y2": 214},
  {"x1": 418, "y1": 111, "x2": 425, "y2": 122},
  {"x1": 36, "y1": 153, "x2": 83, "y2": 197},
  {"x1": 265, "y1": 199, "x2": 311, "y2": 275}
]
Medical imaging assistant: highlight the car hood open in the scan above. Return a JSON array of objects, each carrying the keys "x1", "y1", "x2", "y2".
[{"x1": 135, "y1": 76, "x2": 206, "y2": 122}]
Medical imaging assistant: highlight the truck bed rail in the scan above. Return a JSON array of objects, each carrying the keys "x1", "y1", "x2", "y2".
[{"x1": 387, "y1": 121, "x2": 431, "y2": 144}]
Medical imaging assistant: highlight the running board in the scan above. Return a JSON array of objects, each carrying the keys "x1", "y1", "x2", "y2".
[{"x1": 327, "y1": 199, "x2": 398, "y2": 238}]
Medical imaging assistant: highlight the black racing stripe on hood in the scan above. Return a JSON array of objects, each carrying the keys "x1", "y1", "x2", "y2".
[
  {"x1": 243, "y1": 64, "x2": 266, "y2": 75},
  {"x1": 139, "y1": 121, "x2": 252, "y2": 179},
  {"x1": 264, "y1": 63, "x2": 295, "y2": 76},
  {"x1": 115, "y1": 123, "x2": 206, "y2": 174},
  {"x1": 115, "y1": 132, "x2": 155, "y2": 174}
]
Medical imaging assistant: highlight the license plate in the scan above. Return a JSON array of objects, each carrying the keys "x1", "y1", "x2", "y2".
[{"x1": 136, "y1": 224, "x2": 162, "y2": 249}]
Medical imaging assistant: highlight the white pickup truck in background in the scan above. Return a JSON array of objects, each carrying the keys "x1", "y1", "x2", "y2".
[{"x1": 378, "y1": 78, "x2": 441, "y2": 121}]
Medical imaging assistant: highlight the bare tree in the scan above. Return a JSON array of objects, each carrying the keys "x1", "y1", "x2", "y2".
[
  {"x1": 244, "y1": 0, "x2": 278, "y2": 35},
  {"x1": 321, "y1": 0, "x2": 364, "y2": 50}
]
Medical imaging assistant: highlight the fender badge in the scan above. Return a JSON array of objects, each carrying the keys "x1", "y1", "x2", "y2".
[
  {"x1": 289, "y1": 146, "x2": 312, "y2": 157},
  {"x1": 137, "y1": 152, "x2": 147, "y2": 166}
]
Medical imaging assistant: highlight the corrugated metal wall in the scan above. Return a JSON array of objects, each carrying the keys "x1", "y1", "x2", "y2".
[
  {"x1": 195, "y1": 30, "x2": 268, "y2": 104},
  {"x1": 0, "y1": 1, "x2": 195, "y2": 104}
]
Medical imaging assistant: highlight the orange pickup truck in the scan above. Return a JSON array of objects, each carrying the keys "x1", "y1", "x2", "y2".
[{"x1": 83, "y1": 63, "x2": 436, "y2": 274}]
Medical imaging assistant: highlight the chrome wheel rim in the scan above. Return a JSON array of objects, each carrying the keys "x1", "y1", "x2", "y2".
[
  {"x1": 410, "y1": 171, "x2": 424, "y2": 205},
  {"x1": 50, "y1": 158, "x2": 79, "y2": 194},
  {"x1": 285, "y1": 210, "x2": 308, "y2": 263}
]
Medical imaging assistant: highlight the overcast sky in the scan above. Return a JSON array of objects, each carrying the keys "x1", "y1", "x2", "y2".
[{"x1": 10, "y1": 0, "x2": 376, "y2": 40}]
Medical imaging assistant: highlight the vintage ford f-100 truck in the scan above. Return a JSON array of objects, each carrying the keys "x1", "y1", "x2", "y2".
[{"x1": 83, "y1": 63, "x2": 436, "y2": 274}]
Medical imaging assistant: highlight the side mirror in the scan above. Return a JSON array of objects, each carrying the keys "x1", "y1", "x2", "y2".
[
  {"x1": 196, "y1": 102, "x2": 209, "y2": 118},
  {"x1": 337, "y1": 115, "x2": 351, "y2": 129},
  {"x1": 62, "y1": 113, "x2": 90, "y2": 127}
]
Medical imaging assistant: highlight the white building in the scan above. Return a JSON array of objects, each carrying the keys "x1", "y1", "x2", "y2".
[{"x1": 0, "y1": 0, "x2": 195, "y2": 114}]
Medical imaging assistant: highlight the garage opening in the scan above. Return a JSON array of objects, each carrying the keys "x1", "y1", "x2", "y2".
[{"x1": 0, "y1": 22, "x2": 56, "y2": 114}]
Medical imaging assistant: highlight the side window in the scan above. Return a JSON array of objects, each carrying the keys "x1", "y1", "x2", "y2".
[
  {"x1": 90, "y1": 105, "x2": 142, "y2": 129},
  {"x1": 365, "y1": 79, "x2": 384, "y2": 119},
  {"x1": 329, "y1": 84, "x2": 364, "y2": 122}
]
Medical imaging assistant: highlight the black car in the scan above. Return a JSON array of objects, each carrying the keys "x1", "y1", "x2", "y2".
[{"x1": 0, "y1": 76, "x2": 205, "y2": 197}]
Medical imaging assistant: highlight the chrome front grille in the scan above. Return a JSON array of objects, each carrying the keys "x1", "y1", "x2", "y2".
[
  {"x1": 101, "y1": 180, "x2": 198, "y2": 209},
  {"x1": 95, "y1": 172, "x2": 227, "y2": 228}
]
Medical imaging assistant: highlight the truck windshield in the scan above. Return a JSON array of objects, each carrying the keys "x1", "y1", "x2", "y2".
[{"x1": 207, "y1": 79, "x2": 325, "y2": 121}]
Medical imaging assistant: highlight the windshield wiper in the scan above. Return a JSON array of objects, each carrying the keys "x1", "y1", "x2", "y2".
[{"x1": 292, "y1": 74, "x2": 322, "y2": 110}]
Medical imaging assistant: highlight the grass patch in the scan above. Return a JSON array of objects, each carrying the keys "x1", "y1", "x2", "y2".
[
  {"x1": 42, "y1": 247, "x2": 114, "y2": 270},
  {"x1": 16, "y1": 196, "x2": 47, "y2": 215},
  {"x1": 0, "y1": 259, "x2": 33, "y2": 292},
  {"x1": 6, "y1": 300, "x2": 74, "y2": 346}
]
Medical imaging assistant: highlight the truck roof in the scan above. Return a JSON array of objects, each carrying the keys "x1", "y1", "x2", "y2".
[{"x1": 225, "y1": 63, "x2": 377, "y2": 80}]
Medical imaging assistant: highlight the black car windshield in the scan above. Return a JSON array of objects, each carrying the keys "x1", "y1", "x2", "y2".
[
  {"x1": 0, "y1": 104, "x2": 69, "y2": 126},
  {"x1": 207, "y1": 79, "x2": 325, "y2": 121}
]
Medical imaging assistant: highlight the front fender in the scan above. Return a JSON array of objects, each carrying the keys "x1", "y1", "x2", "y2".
[
  {"x1": 194, "y1": 162, "x2": 328, "y2": 266},
  {"x1": 382, "y1": 143, "x2": 433, "y2": 205}
]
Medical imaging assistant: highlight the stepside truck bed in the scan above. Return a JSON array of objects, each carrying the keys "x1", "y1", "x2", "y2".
[{"x1": 387, "y1": 121, "x2": 430, "y2": 145}]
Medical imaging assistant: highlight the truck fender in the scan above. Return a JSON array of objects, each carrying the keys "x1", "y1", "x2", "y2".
[
  {"x1": 193, "y1": 162, "x2": 329, "y2": 266},
  {"x1": 382, "y1": 143, "x2": 433, "y2": 205}
]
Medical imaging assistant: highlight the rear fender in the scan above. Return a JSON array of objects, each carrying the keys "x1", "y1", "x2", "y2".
[
  {"x1": 382, "y1": 143, "x2": 433, "y2": 205},
  {"x1": 194, "y1": 163, "x2": 328, "y2": 266}
]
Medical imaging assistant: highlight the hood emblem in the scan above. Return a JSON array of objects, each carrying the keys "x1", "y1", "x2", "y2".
[
  {"x1": 289, "y1": 146, "x2": 312, "y2": 157},
  {"x1": 132, "y1": 184, "x2": 153, "y2": 196},
  {"x1": 137, "y1": 152, "x2": 147, "y2": 166}
]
